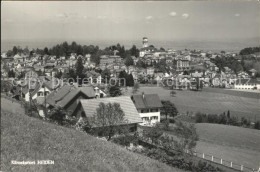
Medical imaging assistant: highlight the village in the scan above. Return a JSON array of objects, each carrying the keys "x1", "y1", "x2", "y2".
[
  {"x1": 2, "y1": 0, "x2": 260, "y2": 171},
  {"x1": 1, "y1": 37, "x2": 260, "y2": 171},
  {"x1": 1, "y1": 37, "x2": 260, "y2": 125}
]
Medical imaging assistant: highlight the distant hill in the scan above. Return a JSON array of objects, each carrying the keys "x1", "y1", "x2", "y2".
[{"x1": 1, "y1": 110, "x2": 182, "y2": 172}]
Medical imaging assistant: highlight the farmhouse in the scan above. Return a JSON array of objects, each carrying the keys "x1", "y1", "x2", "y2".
[
  {"x1": 72, "y1": 96, "x2": 142, "y2": 131},
  {"x1": 46, "y1": 85, "x2": 95, "y2": 115},
  {"x1": 131, "y1": 93, "x2": 162, "y2": 126}
]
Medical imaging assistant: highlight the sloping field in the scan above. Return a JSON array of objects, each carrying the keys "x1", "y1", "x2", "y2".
[
  {"x1": 195, "y1": 123, "x2": 260, "y2": 170},
  {"x1": 125, "y1": 87, "x2": 260, "y2": 120},
  {"x1": 1, "y1": 109, "x2": 182, "y2": 171}
]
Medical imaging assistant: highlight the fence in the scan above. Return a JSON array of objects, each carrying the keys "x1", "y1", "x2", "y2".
[
  {"x1": 187, "y1": 150, "x2": 255, "y2": 172},
  {"x1": 138, "y1": 137, "x2": 256, "y2": 172}
]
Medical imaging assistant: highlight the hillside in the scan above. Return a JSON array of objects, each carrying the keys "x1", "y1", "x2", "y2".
[
  {"x1": 196, "y1": 123, "x2": 260, "y2": 170},
  {"x1": 1, "y1": 109, "x2": 183, "y2": 172}
]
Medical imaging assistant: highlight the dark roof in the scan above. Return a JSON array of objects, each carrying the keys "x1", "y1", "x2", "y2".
[
  {"x1": 46, "y1": 85, "x2": 71, "y2": 106},
  {"x1": 46, "y1": 86, "x2": 95, "y2": 108},
  {"x1": 131, "y1": 94, "x2": 162, "y2": 109},
  {"x1": 79, "y1": 96, "x2": 142, "y2": 124}
]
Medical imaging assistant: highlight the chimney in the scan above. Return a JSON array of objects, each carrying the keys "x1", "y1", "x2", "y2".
[{"x1": 142, "y1": 92, "x2": 145, "y2": 99}]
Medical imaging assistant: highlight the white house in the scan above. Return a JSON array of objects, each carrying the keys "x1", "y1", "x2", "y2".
[
  {"x1": 131, "y1": 93, "x2": 162, "y2": 126},
  {"x1": 234, "y1": 78, "x2": 260, "y2": 90},
  {"x1": 93, "y1": 86, "x2": 107, "y2": 98}
]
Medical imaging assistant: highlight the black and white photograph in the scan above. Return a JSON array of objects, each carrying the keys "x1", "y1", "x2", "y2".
[{"x1": 1, "y1": 1, "x2": 260, "y2": 172}]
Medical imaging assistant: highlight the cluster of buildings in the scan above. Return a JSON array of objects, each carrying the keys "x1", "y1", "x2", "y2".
[{"x1": 1, "y1": 37, "x2": 260, "y2": 130}]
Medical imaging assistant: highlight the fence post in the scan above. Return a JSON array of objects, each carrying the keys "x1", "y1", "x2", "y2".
[
  {"x1": 212, "y1": 156, "x2": 214, "y2": 162},
  {"x1": 220, "y1": 159, "x2": 222, "y2": 164},
  {"x1": 241, "y1": 165, "x2": 243, "y2": 171},
  {"x1": 231, "y1": 162, "x2": 232, "y2": 167},
  {"x1": 202, "y1": 153, "x2": 204, "y2": 159}
]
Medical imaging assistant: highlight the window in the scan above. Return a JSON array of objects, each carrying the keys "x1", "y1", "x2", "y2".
[
  {"x1": 37, "y1": 92, "x2": 43, "y2": 96},
  {"x1": 44, "y1": 91, "x2": 49, "y2": 96}
]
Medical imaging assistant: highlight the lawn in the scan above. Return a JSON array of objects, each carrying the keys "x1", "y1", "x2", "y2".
[
  {"x1": 1, "y1": 102, "x2": 183, "y2": 171},
  {"x1": 195, "y1": 123, "x2": 260, "y2": 170},
  {"x1": 124, "y1": 86, "x2": 260, "y2": 120}
]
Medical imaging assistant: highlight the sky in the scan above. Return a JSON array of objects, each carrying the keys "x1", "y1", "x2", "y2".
[{"x1": 1, "y1": 1, "x2": 260, "y2": 43}]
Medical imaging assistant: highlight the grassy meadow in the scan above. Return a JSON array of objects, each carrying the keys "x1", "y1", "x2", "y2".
[
  {"x1": 124, "y1": 86, "x2": 260, "y2": 121},
  {"x1": 196, "y1": 123, "x2": 260, "y2": 170}
]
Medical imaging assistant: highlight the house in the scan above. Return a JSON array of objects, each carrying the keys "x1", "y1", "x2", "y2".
[
  {"x1": 176, "y1": 59, "x2": 190, "y2": 71},
  {"x1": 93, "y1": 86, "x2": 107, "y2": 98},
  {"x1": 46, "y1": 85, "x2": 95, "y2": 115},
  {"x1": 234, "y1": 78, "x2": 260, "y2": 90},
  {"x1": 13, "y1": 54, "x2": 24, "y2": 63},
  {"x1": 139, "y1": 47, "x2": 157, "y2": 57},
  {"x1": 85, "y1": 71, "x2": 102, "y2": 85},
  {"x1": 248, "y1": 69, "x2": 257, "y2": 77},
  {"x1": 146, "y1": 67, "x2": 155, "y2": 76},
  {"x1": 72, "y1": 96, "x2": 142, "y2": 132},
  {"x1": 23, "y1": 78, "x2": 60, "y2": 102},
  {"x1": 131, "y1": 93, "x2": 162, "y2": 126},
  {"x1": 237, "y1": 71, "x2": 249, "y2": 79}
]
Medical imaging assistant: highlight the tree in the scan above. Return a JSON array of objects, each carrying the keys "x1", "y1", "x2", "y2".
[
  {"x1": 160, "y1": 47, "x2": 165, "y2": 51},
  {"x1": 44, "y1": 47, "x2": 49, "y2": 55},
  {"x1": 13, "y1": 46, "x2": 18, "y2": 55},
  {"x1": 101, "y1": 68, "x2": 111, "y2": 82},
  {"x1": 125, "y1": 55, "x2": 134, "y2": 66},
  {"x1": 55, "y1": 71, "x2": 63, "y2": 79},
  {"x1": 23, "y1": 47, "x2": 29, "y2": 54},
  {"x1": 130, "y1": 45, "x2": 139, "y2": 57},
  {"x1": 75, "y1": 57, "x2": 84, "y2": 75},
  {"x1": 127, "y1": 74, "x2": 134, "y2": 87},
  {"x1": 143, "y1": 123, "x2": 163, "y2": 144},
  {"x1": 90, "y1": 102, "x2": 129, "y2": 140},
  {"x1": 161, "y1": 100, "x2": 178, "y2": 119},
  {"x1": 132, "y1": 82, "x2": 139, "y2": 94},
  {"x1": 47, "y1": 107, "x2": 67, "y2": 125},
  {"x1": 6, "y1": 50, "x2": 13, "y2": 57},
  {"x1": 118, "y1": 70, "x2": 128, "y2": 86},
  {"x1": 109, "y1": 85, "x2": 122, "y2": 97},
  {"x1": 8, "y1": 69, "x2": 15, "y2": 78},
  {"x1": 172, "y1": 121, "x2": 198, "y2": 154},
  {"x1": 136, "y1": 60, "x2": 146, "y2": 68},
  {"x1": 227, "y1": 110, "x2": 231, "y2": 119},
  {"x1": 254, "y1": 121, "x2": 260, "y2": 130}
]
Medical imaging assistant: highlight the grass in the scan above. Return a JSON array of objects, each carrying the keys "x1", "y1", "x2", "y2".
[
  {"x1": 1, "y1": 98, "x2": 183, "y2": 172},
  {"x1": 195, "y1": 123, "x2": 260, "y2": 170},
  {"x1": 123, "y1": 86, "x2": 260, "y2": 120}
]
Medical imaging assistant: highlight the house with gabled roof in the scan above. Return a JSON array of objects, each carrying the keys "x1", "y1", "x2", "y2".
[
  {"x1": 72, "y1": 96, "x2": 142, "y2": 131},
  {"x1": 131, "y1": 93, "x2": 162, "y2": 126},
  {"x1": 46, "y1": 85, "x2": 95, "y2": 115},
  {"x1": 23, "y1": 77, "x2": 60, "y2": 102}
]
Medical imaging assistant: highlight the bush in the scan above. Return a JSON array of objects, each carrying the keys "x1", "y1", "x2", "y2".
[
  {"x1": 112, "y1": 134, "x2": 139, "y2": 147},
  {"x1": 255, "y1": 121, "x2": 260, "y2": 130},
  {"x1": 162, "y1": 119, "x2": 170, "y2": 131},
  {"x1": 195, "y1": 161, "x2": 223, "y2": 172}
]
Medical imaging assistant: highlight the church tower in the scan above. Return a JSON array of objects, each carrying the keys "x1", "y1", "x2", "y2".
[{"x1": 142, "y1": 37, "x2": 148, "y2": 48}]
